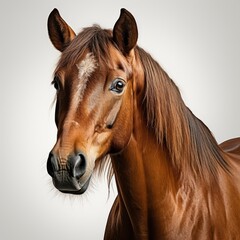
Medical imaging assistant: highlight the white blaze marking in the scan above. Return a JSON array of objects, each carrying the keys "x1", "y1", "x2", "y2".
[
  {"x1": 74, "y1": 53, "x2": 97, "y2": 106},
  {"x1": 77, "y1": 52, "x2": 97, "y2": 79}
]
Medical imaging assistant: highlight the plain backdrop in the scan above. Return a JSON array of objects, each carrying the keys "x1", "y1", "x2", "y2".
[{"x1": 1, "y1": 0, "x2": 239, "y2": 239}]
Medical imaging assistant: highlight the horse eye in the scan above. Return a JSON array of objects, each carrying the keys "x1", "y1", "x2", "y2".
[
  {"x1": 52, "y1": 77, "x2": 61, "y2": 91},
  {"x1": 110, "y1": 78, "x2": 126, "y2": 94}
]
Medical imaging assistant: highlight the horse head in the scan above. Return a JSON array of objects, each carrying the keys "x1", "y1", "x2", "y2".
[{"x1": 47, "y1": 9, "x2": 143, "y2": 194}]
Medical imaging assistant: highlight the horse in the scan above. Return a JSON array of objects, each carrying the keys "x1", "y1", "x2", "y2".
[{"x1": 46, "y1": 8, "x2": 240, "y2": 239}]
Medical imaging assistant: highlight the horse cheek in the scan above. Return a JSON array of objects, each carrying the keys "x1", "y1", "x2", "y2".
[{"x1": 110, "y1": 100, "x2": 133, "y2": 154}]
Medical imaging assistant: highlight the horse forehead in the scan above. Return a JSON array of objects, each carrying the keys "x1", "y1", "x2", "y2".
[
  {"x1": 76, "y1": 52, "x2": 98, "y2": 79},
  {"x1": 69, "y1": 52, "x2": 98, "y2": 109}
]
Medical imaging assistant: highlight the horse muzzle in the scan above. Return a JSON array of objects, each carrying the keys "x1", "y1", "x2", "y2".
[{"x1": 47, "y1": 152, "x2": 91, "y2": 195}]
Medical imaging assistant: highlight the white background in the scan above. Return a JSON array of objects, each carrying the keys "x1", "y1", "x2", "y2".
[{"x1": 1, "y1": 0, "x2": 239, "y2": 239}]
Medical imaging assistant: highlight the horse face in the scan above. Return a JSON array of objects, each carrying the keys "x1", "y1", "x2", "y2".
[{"x1": 47, "y1": 9, "x2": 139, "y2": 194}]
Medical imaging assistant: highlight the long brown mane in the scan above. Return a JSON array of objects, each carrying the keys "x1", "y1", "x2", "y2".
[
  {"x1": 137, "y1": 46, "x2": 229, "y2": 181},
  {"x1": 55, "y1": 25, "x2": 229, "y2": 182}
]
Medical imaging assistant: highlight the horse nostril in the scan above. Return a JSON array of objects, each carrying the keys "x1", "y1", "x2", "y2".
[
  {"x1": 47, "y1": 153, "x2": 59, "y2": 177},
  {"x1": 69, "y1": 153, "x2": 86, "y2": 179}
]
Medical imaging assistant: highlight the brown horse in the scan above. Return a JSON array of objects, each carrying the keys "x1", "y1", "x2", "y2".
[{"x1": 47, "y1": 8, "x2": 240, "y2": 239}]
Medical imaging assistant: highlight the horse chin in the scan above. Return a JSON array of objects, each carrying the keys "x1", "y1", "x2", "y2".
[
  {"x1": 60, "y1": 177, "x2": 91, "y2": 195},
  {"x1": 54, "y1": 174, "x2": 92, "y2": 195}
]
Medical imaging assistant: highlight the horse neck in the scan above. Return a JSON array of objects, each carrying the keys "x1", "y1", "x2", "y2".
[{"x1": 110, "y1": 96, "x2": 178, "y2": 236}]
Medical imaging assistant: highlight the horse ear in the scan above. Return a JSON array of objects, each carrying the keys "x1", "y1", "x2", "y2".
[
  {"x1": 47, "y1": 9, "x2": 76, "y2": 52},
  {"x1": 113, "y1": 8, "x2": 138, "y2": 56}
]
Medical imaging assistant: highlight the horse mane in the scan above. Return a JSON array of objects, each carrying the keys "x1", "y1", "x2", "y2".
[
  {"x1": 137, "y1": 46, "x2": 230, "y2": 181},
  {"x1": 56, "y1": 25, "x2": 230, "y2": 184},
  {"x1": 55, "y1": 25, "x2": 113, "y2": 72}
]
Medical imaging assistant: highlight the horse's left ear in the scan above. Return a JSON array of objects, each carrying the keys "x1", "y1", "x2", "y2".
[{"x1": 113, "y1": 8, "x2": 138, "y2": 56}]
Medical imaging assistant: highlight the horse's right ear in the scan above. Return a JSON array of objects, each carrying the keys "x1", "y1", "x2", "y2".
[{"x1": 47, "y1": 9, "x2": 76, "y2": 52}]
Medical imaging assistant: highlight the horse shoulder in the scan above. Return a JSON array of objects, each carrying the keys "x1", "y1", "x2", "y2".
[
  {"x1": 220, "y1": 137, "x2": 240, "y2": 181},
  {"x1": 220, "y1": 137, "x2": 240, "y2": 156}
]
